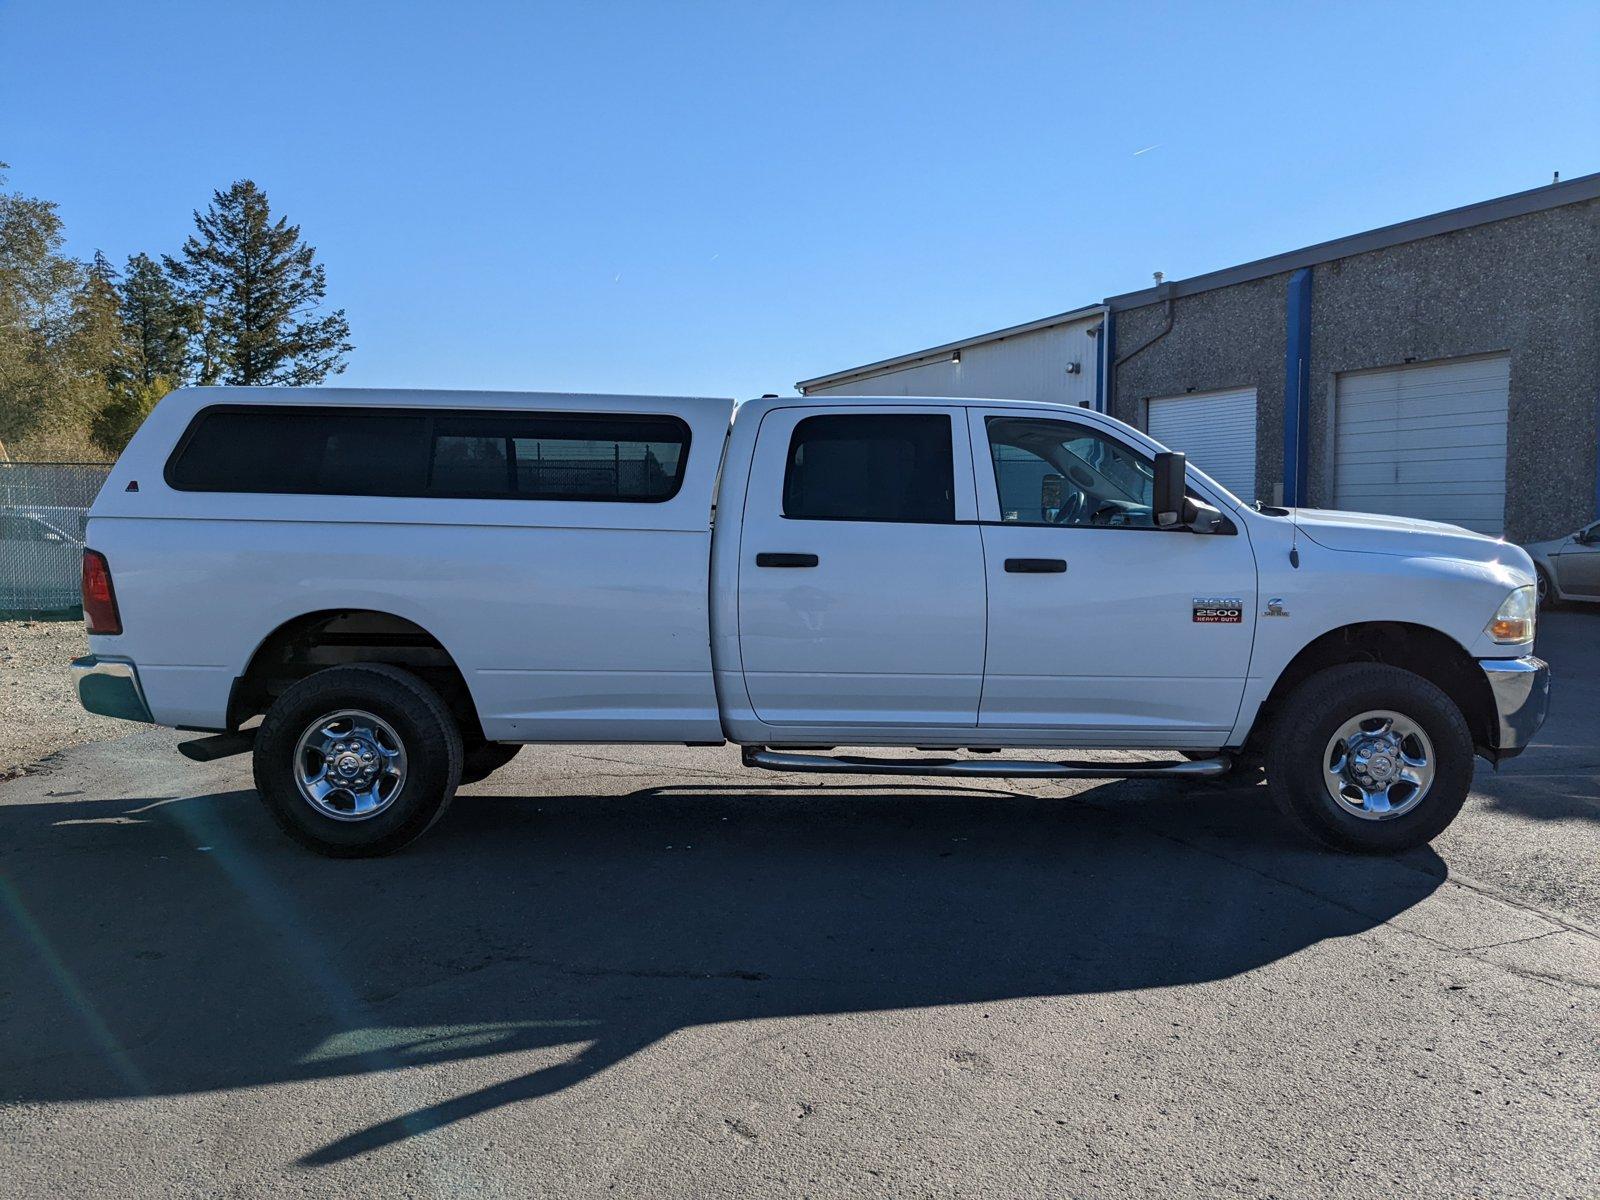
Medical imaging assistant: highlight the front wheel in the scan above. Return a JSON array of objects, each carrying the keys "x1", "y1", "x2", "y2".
[
  {"x1": 1265, "y1": 663, "x2": 1474, "y2": 853},
  {"x1": 253, "y1": 664, "x2": 463, "y2": 857}
]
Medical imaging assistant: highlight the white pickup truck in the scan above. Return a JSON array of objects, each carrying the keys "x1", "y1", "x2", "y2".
[{"x1": 73, "y1": 387, "x2": 1548, "y2": 857}]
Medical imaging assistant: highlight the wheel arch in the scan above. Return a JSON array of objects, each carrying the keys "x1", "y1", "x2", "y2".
[
  {"x1": 1254, "y1": 621, "x2": 1497, "y2": 758},
  {"x1": 230, "y1": 608, "x2": 484, "y2": 740}
]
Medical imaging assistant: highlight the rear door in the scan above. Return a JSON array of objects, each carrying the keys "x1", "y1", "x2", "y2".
[
  {"x1": 736, "y1": 406, "x2": 986, "y2": 726},
  {"x1": 969, "y1": 408, "x2": 1257, "y2": 739}
]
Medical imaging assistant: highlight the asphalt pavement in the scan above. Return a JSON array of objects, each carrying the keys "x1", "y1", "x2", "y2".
[{"x1": 2, "y1": 612, "x2": 1597, "y2": 1198}]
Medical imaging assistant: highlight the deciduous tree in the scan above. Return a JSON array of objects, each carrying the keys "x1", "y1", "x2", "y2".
[{"x1": 0, "y1": 163, "x2": 82, "y2": 455}]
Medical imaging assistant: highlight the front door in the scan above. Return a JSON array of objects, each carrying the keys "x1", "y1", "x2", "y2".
[
  {"x1": 968, "y1": 408, "x2": 1257, "y2": 739},
  {"x1": 737, "y1": 406, "x2": 986, "y2": 727},
  {"x1": 1553, "y1": 523, "x2": 1600, "y2": 599}
]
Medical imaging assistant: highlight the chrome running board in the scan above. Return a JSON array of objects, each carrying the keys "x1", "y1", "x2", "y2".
[{"x1": 741, "y1": 747, "x2": 1232, "y2": 779}]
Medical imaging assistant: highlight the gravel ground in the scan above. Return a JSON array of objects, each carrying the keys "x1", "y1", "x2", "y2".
[{"x1": 0, "y1": 619, "x2": 127, "y2": 777}]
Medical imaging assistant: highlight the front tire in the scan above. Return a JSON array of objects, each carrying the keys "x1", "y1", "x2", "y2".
[
  {"x1": 1265, "y1": 663, "x2": 1473, "y2": 853},
  {"x1": 253, "y1": 664, "x2": 463, "y2": 857}
]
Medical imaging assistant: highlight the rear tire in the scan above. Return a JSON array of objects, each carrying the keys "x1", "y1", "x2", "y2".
[
  {"x1": 253, "y1": 664, "x2": 462, "y2": 857},
  {"x1": 1265, "y1": 663, "x2": 1473, "y2": 854}
]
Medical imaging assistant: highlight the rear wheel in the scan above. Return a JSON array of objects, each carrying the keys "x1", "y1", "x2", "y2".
[
  {"x1": 1265, "y1": 663, "x2": 1473, "y2": 853},
  {"x1": 254, "y1": 664, "x2": 462, "y2": 857}
]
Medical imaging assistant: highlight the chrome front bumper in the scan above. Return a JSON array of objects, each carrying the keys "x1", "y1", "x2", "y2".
[
  {"x1": 1479, "y1": 656, "x2": 1549, "y2": 759},
  {"x1": 71, "y1": 655, "x2": 154, "y2": 724}
]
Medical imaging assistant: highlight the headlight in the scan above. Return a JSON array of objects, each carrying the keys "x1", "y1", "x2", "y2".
[{"x1": 1486, "y1": 585, "x2": 1537, "y2": 644}]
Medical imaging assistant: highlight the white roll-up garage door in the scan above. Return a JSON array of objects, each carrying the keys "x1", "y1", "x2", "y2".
[
  {"x1": 1333, "y1": 355, "x2": 1509, "y2": 535},
  {"x1": 1146, "y1": 387, "x2": 1258, "y2": 501}
]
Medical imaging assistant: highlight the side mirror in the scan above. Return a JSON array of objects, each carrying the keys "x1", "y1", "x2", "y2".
[
  {"x1": 1152, "y1": 451, "x2": 1189, "y2": 528},
  {"x1": 1152, "y1": 450, "x2": 1229, "y2": 534}
]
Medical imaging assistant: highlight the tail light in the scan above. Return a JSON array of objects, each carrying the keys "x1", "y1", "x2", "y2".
[{"x1": 82, "y1": 550, "x2": 122, "y2": 635}]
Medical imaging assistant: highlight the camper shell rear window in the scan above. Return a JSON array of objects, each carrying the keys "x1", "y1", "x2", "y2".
[{"x1": 164, "y1": 405, "x2": 691, "y2": 502}]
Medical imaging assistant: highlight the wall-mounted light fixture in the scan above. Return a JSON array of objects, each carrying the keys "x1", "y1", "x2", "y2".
[
  {"x1": 951, "y1": 350, "x2": 961, "y2": 365},
  {"x1": 1064, "y1": 361, "x2": 1081, "y2": 375}
]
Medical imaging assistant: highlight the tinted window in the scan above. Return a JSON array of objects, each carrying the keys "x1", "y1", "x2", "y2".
[
  {"x1": 166, "y1": 406, "x2": 690, "y2": 502},
  {"x1": 167, "y1": 408, "x2": 430, "y2": 495},
  {"x1": 783, "y1": 414, "x2": 954, "y2": 523},
  {"x1": 986, "y1": 416, "x2": 1155, "y2": 528}
]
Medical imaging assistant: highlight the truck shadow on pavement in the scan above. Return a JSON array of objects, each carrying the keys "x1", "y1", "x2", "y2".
[{"x1": 0, "y1": 776, "x2": 1446, "y2": 1166}]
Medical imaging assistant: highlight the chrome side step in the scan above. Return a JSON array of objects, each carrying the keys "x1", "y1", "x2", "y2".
[{"x1": 741, "y1": 747, "x2": 1232, "y2": 779}]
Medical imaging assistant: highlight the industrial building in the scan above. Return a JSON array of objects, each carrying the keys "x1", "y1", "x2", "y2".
[{"x1": 797, "y1": 172, "x2": 1600, "y2": 542}]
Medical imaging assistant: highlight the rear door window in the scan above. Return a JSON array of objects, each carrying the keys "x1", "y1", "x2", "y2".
[{"x1": 782, "y1": 413, "x2": 954, "y2": 523}]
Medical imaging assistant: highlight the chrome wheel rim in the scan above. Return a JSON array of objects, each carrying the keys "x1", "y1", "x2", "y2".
[
  {"x1": 293, "y1": 709, "x2": 407, "y2": 821},
  {"x1": 1322, "y1": 710, "x2": 1434, "y2": 821}
]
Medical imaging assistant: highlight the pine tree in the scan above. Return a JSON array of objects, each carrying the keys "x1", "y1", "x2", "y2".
[
  {"x1": 166, "y1": 180, "x2": 352, "y2": 386},
  {"x1": 119, "y1": 252, "x2": 192, "y2": 385},
  {"x1": 71, "y1": 250, "x2": 134, "y2": 392}
]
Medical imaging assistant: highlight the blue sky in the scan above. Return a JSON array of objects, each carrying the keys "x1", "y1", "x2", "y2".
[{"x1": 3, "y1": 1, "x2": 1597, "y2": 399}]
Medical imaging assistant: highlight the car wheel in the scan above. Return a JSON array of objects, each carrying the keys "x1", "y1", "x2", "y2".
[
  {"x1": 1535, "y1": 565, "x2": 1558, "y2": 609},
  {"x1": 1265, "y1": 663, "x2": 1473, "y2": 854},
  {"x1": 459, "y1": 741, "x2": 521, "y2": 785},
  {"x1": 253, "y1": 664, "x2": 462, "y2": 857}
]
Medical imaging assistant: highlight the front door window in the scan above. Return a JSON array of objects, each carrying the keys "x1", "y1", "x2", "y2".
[{"x1": 987, "y1": 416, "x2": 1155, "y2": 529}]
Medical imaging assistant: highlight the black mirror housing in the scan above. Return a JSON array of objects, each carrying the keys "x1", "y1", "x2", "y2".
[
  {"x1": 1152, "y1": 451, "x2": 1188, "y2": 527},
  {"x1": 1152, "y1": 450, "x2": 1231, "y2": 534}
]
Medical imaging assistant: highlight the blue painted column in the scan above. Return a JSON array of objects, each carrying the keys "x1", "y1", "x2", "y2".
[
  {"x1": 1282, "y1": 268, "x2": 1314, "y2": 506},
  {"x1": 1097, "y1": 310, "x2": 1115, "y2": 413}
]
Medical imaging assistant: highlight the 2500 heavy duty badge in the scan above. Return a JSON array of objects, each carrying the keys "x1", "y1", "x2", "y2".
[{"x1": 1193, "y1": 597, "x2": 1244, "y2": 624}]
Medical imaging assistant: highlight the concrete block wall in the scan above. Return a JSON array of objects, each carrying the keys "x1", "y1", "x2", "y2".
[{"x1": 1111, "y1": 198, "x2": 1600, "y2": 541}]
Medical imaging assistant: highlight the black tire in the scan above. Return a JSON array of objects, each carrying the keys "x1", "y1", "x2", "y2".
[
  {"x1": 1265, "y1": 663, "x2": 1474, "y2": 854},
  {"x1": 253, "y1": 664, "x2": 462, "y2": 857},
  {"x1": 1535, "y1": 565, "x2": 1558, "y2": 610},
  {"x1": 459, "y1": 741, "x2": 520, "y2": 785}
]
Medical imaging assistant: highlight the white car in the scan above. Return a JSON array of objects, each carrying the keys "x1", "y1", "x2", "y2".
[
  {"x1": 1523, "y1": 521, "x2": 1600, "y2": 606},
  {"x1": 72, "y1": 387, "x2": 1548, "y2": 858}
]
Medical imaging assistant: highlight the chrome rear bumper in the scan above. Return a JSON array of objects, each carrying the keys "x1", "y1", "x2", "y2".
[
  {"x1": 71, "y1": 655, "x2": 154, "y2": 724},
  {"x1": 1479, "y1": 656, "x2": 1549, "y2": 760}
]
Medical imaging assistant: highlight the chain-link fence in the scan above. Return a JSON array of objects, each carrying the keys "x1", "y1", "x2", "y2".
[{"x1": 0, "y1": 463, "x2": 112, "y2": 613}]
